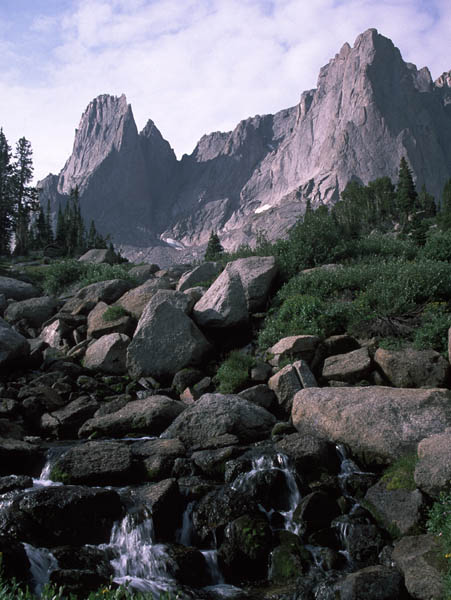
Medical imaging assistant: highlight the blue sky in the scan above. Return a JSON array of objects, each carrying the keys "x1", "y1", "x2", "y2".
[{"x1": 0, "y1": 0, "x2": 450, "y2": 181}]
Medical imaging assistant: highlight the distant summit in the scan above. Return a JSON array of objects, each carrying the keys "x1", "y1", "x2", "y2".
[{"x1": 39, "y1": 29, "x2": 451, "y2": 260}]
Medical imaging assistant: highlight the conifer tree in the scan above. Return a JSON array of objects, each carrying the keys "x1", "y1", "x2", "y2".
[
  {"x1": 417, "y1": 185, "x2": 436, "y2": 218},
  {"x1": 0, "y1": 129, "x2": 13, "y2": 255},
  {"x1": 440, "y1": 179, "x2": 451, "y2": 230},
  {"x1": 205, "y1": 231, "x2": 224, "y2": 261},
  {"x1": 11, "y1": 137, "x2": 38, "y2": 255},
  {"x1": 396, "y1": 157, "x2": 418, "y2": 224}
]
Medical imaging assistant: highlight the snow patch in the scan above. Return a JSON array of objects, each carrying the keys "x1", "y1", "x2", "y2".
[{"x1": 255, "y1": 204, "x2": 272, "y2": 214}]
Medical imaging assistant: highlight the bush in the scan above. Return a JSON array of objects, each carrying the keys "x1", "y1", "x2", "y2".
[
  {"x1": 215, "y1": 351, "x2": 255, "y2": 393},
  {"x1": 413, "y1": 303, "x2": 451, "y2": 354},
  {"x1": 102, "y1": 306, "x2": 130, "y2": 322},
  {"x1": 422, "y1": 229, "x2": 451, "y2": 262},
  {"x1": 42, "y1": 260, "x2": 136, "y2": 295}
]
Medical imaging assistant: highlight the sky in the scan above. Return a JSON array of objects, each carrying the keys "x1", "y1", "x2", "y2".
[{"x1": 0, "y1": 0, "x2": 450, "y2": 182}]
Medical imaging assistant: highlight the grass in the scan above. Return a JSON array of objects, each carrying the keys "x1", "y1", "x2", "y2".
[
  {"x1": 214, "y1": 350, "x2": 256, "y2": 393},
  {"x1": 102, "y1": 306, "x2": 130, "y2": 322},
  {"x1": 380, "y1": 453, "x2": 418, "y2": 491}
]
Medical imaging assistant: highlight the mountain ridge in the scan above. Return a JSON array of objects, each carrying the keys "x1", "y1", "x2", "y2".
[{"x1": 38, "y1": 28, "x2": 451, "y2": 260}]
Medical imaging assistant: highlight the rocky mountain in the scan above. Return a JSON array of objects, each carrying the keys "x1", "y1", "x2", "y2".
[{"x1": 38, "y1": 29, "x2": 451, "y2": 259}]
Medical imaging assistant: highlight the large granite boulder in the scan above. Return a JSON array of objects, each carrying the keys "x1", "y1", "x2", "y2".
[
  {"x1": 192, "y1": 256, "x2": 277, "y2": 328},
  {"x1": 86, "y1": 301, "x2": 135, "y2": 338},
  {"x1": 114, "y1": 277, "x2": 173, "y2": 319},
  {"x1": 61, "y1": 279, "x2": 133, "y2": 315},
  {"x1": 40, "y1": 395, "x2": 99, "y2": 439},
  {"x1": 374, "y1": 347, "x2": 450, "y2": 388},
  {"x1": 176, "y1": 262, "x2": 221, "y2": 292},
  {"x1": 50, "y1": 441, "x2": 134, "y2": 486},
  {"x1": 4, "y1": 296, "x2": 58, "y2": 328},
  {"x1": 0, "y1": 438, "x2": 42, "y2": 476},
  {"x1": 268, "y1": 360, "x2": 317, "y2": 415},
  {"x1": 292, "y1": 387, "x2": 451, "y2": 464},
  {"x1": 126, "y1": 290, "x2": 211, "y2": 380},
  {"x1": 83, "y1": 333, "x2": 130, "y2": 374},
  {"x1": 336, "y1": 565, "x2": 405, "y2": 600},
  {"x1": 0, "y1": 276, "x2": 39, "y2": 300},
  {"x1": 267, "y1": 335, "x2": 320, "y2": 367},
  {"x1": 78, "y1": 248, "x2": 118, "y2": 264},
  {"x1": 161, "y1": 393, "x2": 276, "y2": 448},
  {"x1": 78, "y1": 395, "x2": 185, "y2": 438},
  {"x1": 414, "y1": 428, "x2": 451, "y2": 498},
  {"x1": 0, "y1": 317, "x2": 30, "y2": 367},
  {"x1": 322, "y1": 347, "x2": 372, "y2": 383}
]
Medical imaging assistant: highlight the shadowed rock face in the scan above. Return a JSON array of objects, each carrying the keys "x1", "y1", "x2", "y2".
[{"x1": 39, "y1": 29, "x2": 451, "y2": 256}]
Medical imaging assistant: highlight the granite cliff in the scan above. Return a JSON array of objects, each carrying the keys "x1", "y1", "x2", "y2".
[{"x1": 38, "y1": 29, "x2": 451, "y2": 260}]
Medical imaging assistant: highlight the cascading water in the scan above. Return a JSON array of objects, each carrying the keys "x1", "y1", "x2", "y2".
[
  {"x1": 23, "y1": 543, "x2": 58, "y2": 596},
  {"x1": 231, "y1": 453, "x2": 302, "y2": 534},
  {"x1": 33, "y1": 446, "x2": 70, "y2": 488}
]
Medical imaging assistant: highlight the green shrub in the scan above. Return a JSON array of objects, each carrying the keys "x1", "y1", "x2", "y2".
[
  {"x1": 215, "y1": 351, "x2": 255, "y2": 393},
  {"x1": 422, "y1": 229, "x2": 451, "y2": 262},
  {"x1": 413, "y1": 303, "x2": 451, "y2": 354},
  {"x1": 380, "y1": 453, "x2": 418, "y2": 491},
  {"x1": 343, "y1": 234, "x2": 418, "y2": 261},
  {"x1": 427, "y1": 491, "x2": 451, "y2": 599},
  {"x1": 42, "y1": 260, "x2": 136, "y2": 295},
  {"x1": 102, "y1": 306, "x2": 130, "y2": 322},
  {"x1": 76, "y1": 263, "x2": 135, "y2": 290}
]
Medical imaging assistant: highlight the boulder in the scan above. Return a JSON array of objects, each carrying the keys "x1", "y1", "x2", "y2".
[
  {"x1": 78, "y1": 395, "x2": 185, "y2": 438},
  {"x1": 393, "y1": 534, "x2": 445, "y2": 600},
  {"x1": 374, "y1": 347, "x2": 450, "y2": 388},
  {"x1": 50, "y1": 441, "x2": 134, "y2": 486},
  {"x1": 0, "y1": 438, "x2": 42, "y2": 477},
  {"x1": 267, "y1": 335, "x2": 320, "y2": 367},
  {"x1": 40, "y1": 395, "x2": 100, "y2": 439},
  {"x1": 332, "y1": 515, "x2": 385, "y2": 568},
  {"x1": 229, "y1": 256, "x2": 278, "y2": 312},
  {"x1": 337, "y1": 565, "x2": 405, "y2": 600},
  {"x1": 293, "y1": 491, "x2": 341, "y2": 537},
  {"x1": 83, "y1": 333, "x2": 130, "y2": 374},
  {"x1": 128, "y1": 264, "x2": 160, "y2": 283},
  {"x1": 132, "y1": 437, "x2": 185, "y2": 481},
  {"x1": 0, "y1": 276, "x2": 39, "y2": 300},
  {"x1": 126, "y1": 291, "x2": 212, "y2": 380},
  {"x1": 364, "y1": 480, "x2": 425, "y2": 536},
  {"x1": 161, "y1": 393, "x2": 276, "y2": 448},
  {"x1": 114, "y1": 277, "x2": 173, "y2": 319},
  {"x1": 322, "y1": 347, "x2": 372, "y2": 383},
  {"x1": 323, "y1": 334, "x2": 360, "y2": 357},
  {"x1": 4, "y1": 296, "x2": 58, "y2": 328},
  {"x1": 162, "y1": 544, "x2": 210, "y2": 587},
  {"x1": 176, "y1": 262, "x2": 221, "y2": 292},
  {"x1": 275, "y1": 431, "x2": 337, "y2": 479},
  {"x1": 61, "y1": 279, "x2": 133, "y2": 315},
  {"x1": 292, "y1": 387, "x2": 451, "y2": 464},
  {"x1": 0, "y1": 485, "x2": 123, "y2": 547},
  {"x1": 78, "y1": 248, "x2": 118, "y2": 264},
  {"x1": 238, "y1": 384, "x2": 276, "y2": 411},
  {"x1": 39, "y1": 319, "x2": 72, "y2": 350},
  {"x1": 268, "y1": 360, "x2": 317, "y2": 415},
  {"x1": 86, "y1": 301, "x2": 135, "y2": 338},
  {"x1": 133, "y1": 478, "x2": 181, "y2": 541},
  {"x1": 0, "y1": 474, "x2": 33, "y2": 494},
  {"x1": 414, "y1": 428, "x2": 451, "y2": 498},
  {"x1": 0, "y1": 317, "x2": 30, "y2": 367}
]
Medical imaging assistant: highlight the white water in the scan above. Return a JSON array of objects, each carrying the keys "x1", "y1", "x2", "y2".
[
  {"x1": 23, "y1": 543, "x2": 58, "y2": 596},
  {"x1": 33, "y1": 447, "x2": 69, "y2": 488},
  {"x1": 232, "y1": 453, "x2": 302, "y2": 534}
]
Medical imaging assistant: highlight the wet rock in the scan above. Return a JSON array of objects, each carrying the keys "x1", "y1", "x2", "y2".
[
  {"x1": 337, "y1": 565, "x2": 405, "y2": 600},
  {"x1": 50, "y1": 441, "x2": 134, "y2": 486},
  {"x1": 267, "y1": 335, "x2": 320, "y2": 367},
  {"x1": 49, "y1": 569, "x2": 109, "y2": 597},
  {"x1": 219, "y1": 514, "x2": 273, "y2": 583},
  {"x1": 0, "y1": 485, "x2": 123, "y2": 546},
  {"x1": 0, "y1": 438, "x2": 42, "y2": 476},
  {"x1": 52, "y1": 544, "x2": 114, "y2": 579},
  {"x1": 79, "y1": 395, "x2": 185, "y2": 438},
  {"x1": 414, "y1": 428, "x2": 451, "y2": 499},
  {"x1": 293, "y1": 491, "x2": 341, "y2": 537},
  {"x1": 292, "y1": 387, "x2": 451, "y2": 464},
  {"x1": 0, "y1": 535, "x2": 30, "y2": 583},
  {"x1": 364, "y1": 480, "x2": 425, "y2": 537},
  {"x1": 192, "y1": 446, "x2": 240, "y2": 480},
  {"x1": 269, "y1": 531, "x2": 307, "y2": 583},
  {"x1": 374, "y1": 347, "x2": 450, "y2": 388},
  {"x1": 83, "y1": 332, "x2": 131, "y2": 374},
  {"x1": 161, "y1": 393, "x2": 276, "y2": 448},
  {"x1": 133, "y1": 478, "x2": 181, "y2": 541},
  {"x1": 164, "y1": 543, "x2": 210, "y2": 587},
  {"x1": 131, "y1": 437, "x2": 186, "y2": 481},
  {"x1": 332, "y1": 515, "x2": 385, "y2": 568},
  {"x1": 127, "y1": 290, "x2": 212, "y2": 380},
  {"x1": 0, "y1": 276, "x2": 39, "y2": 300},
  {"x1": 0, "y1": 474, "x2": 33, "y2": 494},
  {"x1": 392, "y1": 534, "x2": 445, "y2": 600},
  {"x1": 275, "y1": 431, "x2": 337, "y2": 479},
  {"x1": 322, "y1": 347, "x2": 372, "y2": 384}
]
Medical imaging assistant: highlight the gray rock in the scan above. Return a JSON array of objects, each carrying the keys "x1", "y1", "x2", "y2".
[
  {"x1": 0, "y1": 276, "x2": 39, "y2": 300},
  {"x1": 128, "y1": 264, "x2": 160, "y2": 283},
  {"x1": 78, "y1": 248, "x2": 118, "y2": 264},
  {"x1": 61, "y1": 279, "x2": 132, "y2": 315},
  {"x1": 268, "y1": 360, "x2": 317, "y2": 414},
  {"x1": 161, "y1": 393, "x2": 276, "y2": 448},
  {"x1": 274, "y1": 431, "x2": 335, "y2": 479},
  {"x1": 0, "y1": 317, "x2": 30, "y2": 367},
  {"x1": 238, "y1": 384, "x2": 276, "y2": 411},
  {"x1": 126, "y1": 291, "x2": 211, "y2": 380},
  {"x1": 322, "y1": 347, "x2": 372, "y2": 383},
  {"x1": 40, "y1": 395, "x2": 99, "y2": 439},
  {"x1": 114, "y1": 277, "x2": 173, "y2": 319},
  {"x1": 292, "y1": 387, "x2": 451, "y2": 464},
  {"x1": 176, "y1": 262, "x2": 221, "y2": 292},
  {"x1": 267, "y1": 335, "x2": 320, "y2": 367},
  {"x1": 323, "y1": 334, "x2": 360, "y2": 357},
  {"x1": 337, "y1": 565, "x2": 405, "y2": 600},
  {"x1": 39, "y1": 319, "x2": 72, "y2": 350},
  {"x1": 392, "y1": 534, "x2": 445, "y2": 600},
  {"x1": 414, "y1": 428, "x2": 451, "y2": 498},
  {"x1": 374, "y1": 347, "x2": 450, "y2": 388},
  {"x1": 86, "y1": 301, "x2": 135, "y2": 338},
  {"x1": 133, "y1": 478, "x2": 181, "y2": 541},
  {"x1": 131, "y1": 438, "x2": 185, "y2": 481},
  {"x1": 228, "y1": 256, "x2": 278, "y2": 312},
  {"x1": 83, "y1": 333, "x2": 130, "y2": 374},
  {"x1": 78, "y1": 395, "x2": 185, "y2": 438},
  {"x1": 364, "y1": 480, "x2": 425, "y2": 536},
  {"x1": 0, "y1": 437, "x2": 42, "y2": 476},
  {"x1": 4, "y1": 296, "x2": 58, "y2": 328}
]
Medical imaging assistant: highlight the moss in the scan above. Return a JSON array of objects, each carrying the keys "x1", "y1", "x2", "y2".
[
  {"x1": 381, "y1": 453, "x2": 418, "y2": 491},
  {"x1": 49, "y1": 465, "x2": 71, "y2": 485}
]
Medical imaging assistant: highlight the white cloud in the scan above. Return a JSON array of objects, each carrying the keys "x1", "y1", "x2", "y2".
[{"x1": 0, "y1": 0, "x2": 450, "y2": 182}]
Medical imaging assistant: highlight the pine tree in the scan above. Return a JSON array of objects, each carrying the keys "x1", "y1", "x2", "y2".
[
  {"x1": 396, "y1": 157, "x2": 418, "y2": 225},
  {"x1": 205, "y1": 231, "x2": 224, "y2": 261},
  {"x1": 418, "y1": 185, "x2": 436, "y2": 218},
  {"x1": 0, "y1": 129, "x2": 13, "y2": 255},
  {"x1": 440, "y1": 179, "x2": 451, "y2": 230},
  {"x1": 11, "y1": 137, "x2": 38, "y2": 255}
]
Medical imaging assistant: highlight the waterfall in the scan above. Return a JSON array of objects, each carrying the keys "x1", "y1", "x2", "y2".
[
  {"x1": 33, "y1": 446, "x2": 69, "y2": 488},
  {"x1": 23, "y1": 544, "x2": 58, "y2": 596}
]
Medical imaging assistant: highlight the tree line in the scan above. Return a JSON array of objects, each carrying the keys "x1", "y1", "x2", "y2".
[{"x1": 0, "y1": 128, "x2": 108, "y2": 257}]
